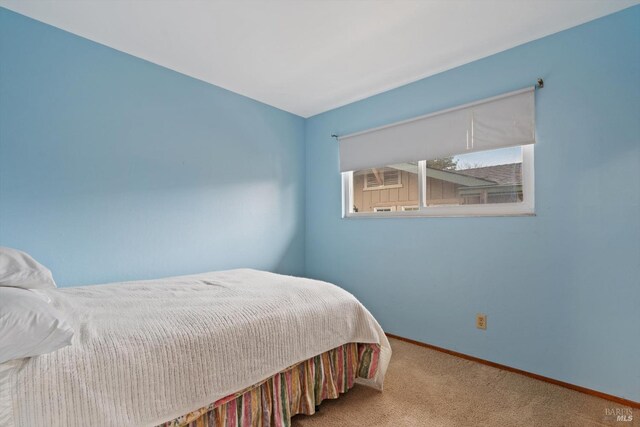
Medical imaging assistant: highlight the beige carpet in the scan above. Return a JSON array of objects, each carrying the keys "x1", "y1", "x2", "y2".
[{"x1": 292, "y1": 338, "x2": 637, "y2": 427}]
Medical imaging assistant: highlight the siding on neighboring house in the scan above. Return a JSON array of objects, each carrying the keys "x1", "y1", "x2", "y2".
[
  {"x1": 426, "y1": 176, "x2": 460, "y2": 205},
  {"x1": 353, "y1": 170, "x2": 419, "y2": 212}
]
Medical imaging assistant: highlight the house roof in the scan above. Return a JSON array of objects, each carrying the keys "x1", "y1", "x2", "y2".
[{"x1": 455, "y1": 163, "x2": 522, "y2": 186}]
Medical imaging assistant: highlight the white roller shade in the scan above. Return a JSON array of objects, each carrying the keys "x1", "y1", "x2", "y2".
[{"x1": 338, "y1": 87, "x2": 535, "y2": 172}]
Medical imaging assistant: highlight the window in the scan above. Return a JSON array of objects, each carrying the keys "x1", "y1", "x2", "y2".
[
  {"x1": 401, "y1": 206, "x2": 419, "y2": 211},
  {"x1": 343, "y1": 146, "x2": 533, "y2": 217},
  {"x1": 373, "y1": 206, "x2": 396, "y2": 212},
  {"x1": 338, "y1": 87, "x2": 537, "y2": 218},
  {"x1": 425, "y1": 146, "x2": 524, "y2": 207}
]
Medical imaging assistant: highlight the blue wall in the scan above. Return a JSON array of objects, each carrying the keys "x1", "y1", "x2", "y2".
[
  {"x1": 0, "y1": 8, "x2": 306, "y2": 286},
  {"x1": 304, "y1": 6, "x2": 640, "y2": 401},
  {"x1": 2, "y1": 5, "x2": 639, "y2": 402}
]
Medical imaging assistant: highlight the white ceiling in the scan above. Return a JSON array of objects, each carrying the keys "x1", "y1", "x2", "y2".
[{"x1": 2, "y1": 0, "x2": 638, "y2": 117}]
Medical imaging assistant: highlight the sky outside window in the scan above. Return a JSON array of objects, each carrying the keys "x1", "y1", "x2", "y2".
[{"x1": 452, "y1": 146, "x2": 522, "y2": 170}]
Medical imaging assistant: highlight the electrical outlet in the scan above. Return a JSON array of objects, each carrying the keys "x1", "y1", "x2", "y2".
[{"x1": 476, "y1": 313, "x2": 487, "y2": 330}]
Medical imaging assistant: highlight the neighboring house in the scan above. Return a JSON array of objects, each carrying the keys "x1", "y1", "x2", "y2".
[{"x1": 352, "y1": 163, "x2": 523, "y2": 212}]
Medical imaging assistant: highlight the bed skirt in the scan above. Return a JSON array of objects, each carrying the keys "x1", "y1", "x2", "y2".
[{"x1": 158, "y1": 343, "x2": 381, "y2": 427}]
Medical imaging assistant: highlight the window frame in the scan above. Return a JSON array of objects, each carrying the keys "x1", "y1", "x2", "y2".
[{"x1": 341, "y1": 145, "x2": 534, "y2": 218}]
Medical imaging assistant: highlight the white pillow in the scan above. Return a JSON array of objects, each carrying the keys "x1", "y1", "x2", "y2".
[
  {"x1": 0, "y1": 246, "x2": 57, "y2": 289},
  {"x1": 0, "y1": 287, "x2": 73, "y2": 364}
]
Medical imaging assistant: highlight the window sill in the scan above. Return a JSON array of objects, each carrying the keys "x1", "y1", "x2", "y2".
[{"x1": 343, "y1": 206, "x2": 535, "y2": 219}]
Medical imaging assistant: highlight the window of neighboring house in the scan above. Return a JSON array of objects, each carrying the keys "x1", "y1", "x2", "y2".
[
  {"x1": 401, "y1": 206, "x2": 419, "y2": 211},
  {"x1": 373, "y1": 206, "x2": 396, "y2": 212}
]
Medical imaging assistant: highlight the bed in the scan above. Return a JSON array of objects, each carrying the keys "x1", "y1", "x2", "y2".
[{"x1": 0, "y1": 269, "x2": 391, "y2": 427}]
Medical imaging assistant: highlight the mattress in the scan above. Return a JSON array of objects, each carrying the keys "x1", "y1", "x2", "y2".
[{"x1": 0, "y1": 269, "x2": 391, "y2": 427}]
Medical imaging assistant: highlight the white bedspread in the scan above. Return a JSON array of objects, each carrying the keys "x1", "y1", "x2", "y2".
[{"x1": 0, "y1": 269, "x2": 391, "y2": 427}]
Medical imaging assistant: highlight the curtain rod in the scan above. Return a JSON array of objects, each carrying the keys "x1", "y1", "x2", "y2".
[{"x1": 330, "y1": 78, "x2": 543, "y2": 140}]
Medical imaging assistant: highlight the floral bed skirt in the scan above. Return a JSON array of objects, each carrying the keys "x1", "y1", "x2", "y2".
[{"x1": 158, "y1": 342, "x2": 381, "y2": 427}]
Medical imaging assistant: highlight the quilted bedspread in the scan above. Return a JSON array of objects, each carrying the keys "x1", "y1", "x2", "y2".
[{"x1": 0, "y1": 269, "x2": 390, "y2": 427}]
